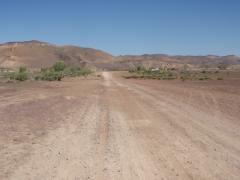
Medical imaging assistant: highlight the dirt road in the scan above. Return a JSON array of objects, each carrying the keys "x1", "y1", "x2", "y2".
[{"x1": 0, "y1": 72, "x2": 240, "y2": 180}]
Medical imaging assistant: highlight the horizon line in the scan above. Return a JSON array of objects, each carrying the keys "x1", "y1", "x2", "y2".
[{"x1": 0, "y1": 39, "x2": 239, "y2": 58}]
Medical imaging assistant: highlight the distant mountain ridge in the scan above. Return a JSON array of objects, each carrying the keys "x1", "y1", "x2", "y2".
[
  {"x1": 0, "y1": 40, "x2": 52, "y2": 46},
  {"x1": 107, "y1": 54, "x2": 240, "y2": 70},
  {"x1": 0, "y1": 40, "x2": 239, "y2": 70}
]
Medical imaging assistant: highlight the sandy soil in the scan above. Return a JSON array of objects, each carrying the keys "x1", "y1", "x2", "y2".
[{"x1": 0, "y1": 72, "x2": 240, "y2": 180}]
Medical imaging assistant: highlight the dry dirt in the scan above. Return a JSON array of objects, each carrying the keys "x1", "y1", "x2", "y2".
[{"x1": 0, "y1": 72, "x2": 240, "y2": 180}]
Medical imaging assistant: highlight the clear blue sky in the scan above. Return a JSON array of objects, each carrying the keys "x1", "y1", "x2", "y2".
[{"x1": 0, "y1": 0, "x2": 239, "y2": 56}]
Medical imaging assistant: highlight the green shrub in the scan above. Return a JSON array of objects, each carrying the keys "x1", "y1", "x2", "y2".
[
  {"x1": 34, "y1": 61, "x2": 91, "y2": 81},
  {"x1": 63, "y1": 67, "x2": 91, "y2": 77},
  {"x1": 19, "y1": 67, "x2": 27, "y2": 73},
  {"x1": 198, "y1": 76, "x2": 210, "y2": 80},
  {"x1": 15, "y1": 72, "x2": 28, "y2": 81},
  {"x1": 136, "y1": 66, "x2": 145, "y2": 72},
  {"x1": 53, "y1": 61, "x2": 66, "y2": 72},
  {"x1": 9, "y1": 67, "x2": 28, "y2": 81},
  {"x1": 35, "y1": 69, "x2": 63, "y2": 81},
  {"x1": 126, "y1": 66, "x2": 177, "y2": 80}
]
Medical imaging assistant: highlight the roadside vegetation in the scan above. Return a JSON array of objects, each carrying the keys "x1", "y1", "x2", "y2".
[
  {"x1": 3, "y1": 61, "x2": 92, "y2": 82},
  {"x1": 127, "y1": 66, "x2": 177, "y2": 80},
  {"x1": 125, "y1": 65, "x2": 225, "y2": 81},
  {"x1": 8, "y1": 67, "x2": 29, "y2": 81}
]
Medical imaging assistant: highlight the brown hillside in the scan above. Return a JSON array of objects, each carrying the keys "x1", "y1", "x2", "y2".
[{"x1": 0, "y1": 41, "x2": 114, "y2": 69}]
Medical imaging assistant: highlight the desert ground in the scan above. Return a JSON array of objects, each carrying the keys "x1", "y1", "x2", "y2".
[{"x1": 0, "y1": 71, "x2": 240, "y2": 180}]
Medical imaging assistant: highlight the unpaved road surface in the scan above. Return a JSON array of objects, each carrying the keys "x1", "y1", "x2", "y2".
[{"x1": 0, "y1": 72, "x2": 240, "y2": 180}]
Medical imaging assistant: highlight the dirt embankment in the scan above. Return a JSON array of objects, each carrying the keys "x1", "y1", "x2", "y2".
[{"x1": 0, "y1": 72, "x2": 240, "y2": 179}]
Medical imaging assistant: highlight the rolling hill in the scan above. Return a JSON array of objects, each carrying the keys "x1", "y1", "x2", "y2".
[{"x1": 0, "y1": 40, "x2": 114, "y2": 70}]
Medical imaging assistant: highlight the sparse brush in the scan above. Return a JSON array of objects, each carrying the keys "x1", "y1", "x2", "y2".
[
  {"x1": 126, "y1": 66, "x2": 177, "y2": 80},
  {"x1": 64, "y1": 67, "x2": 91, "y2": 77},
  {"x1": 180, "y1": 65, "x2": 191, "y2": 81},
  {"x1": 53, "y1": 61, "x2": 66, "y2": 72},
  {"x1": 34, "y1": 61, "x2": 92, "y2": 81},
  {"x1": 35, "y1": 69, "x2": 63, "y2": 81},
  {"x1": 8, "y1": 67, "x2": 28, "y2": 81}
]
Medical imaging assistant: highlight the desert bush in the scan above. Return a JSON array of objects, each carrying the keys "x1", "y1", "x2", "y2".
[
  {"x1": 53, "y1": 61, "x2": 66, "y2": 72},
  {"x1": 0, "y1": 68, "x2": 9, "y2": 77},
  {"x1": 35, "y1": 69, "x2": 63, "y2": 81},
  {"x1": 126, "y1": 66, "x2": 177, "y2": 80},
  {"x1": 9, "y1": 67, "x2": 28, "y2": 81},
  {"x1": 63, "y1": 67, "x2": 91, "y2": 77},
  {"x1": 218, "y1": 63, "x2": 228, "y2": 70},
  {"x1": 180, "y1": 65, "x2": 191, "y2": 81},
  {"x1": 128, "y1": 69, "x2": 135, "y2": 73},
  {"x1": 136, "y1": 66, "x2": 146, "y2": 72},
  {"x1": 19, "y1": 67, "x2": 27, "y2": 73},
  {"x1": 34, "y1": 61, "x2": 91, "y2": 81},
  {"x1": 198, "y1": 76, "x2": 210, "y2": 80}
]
